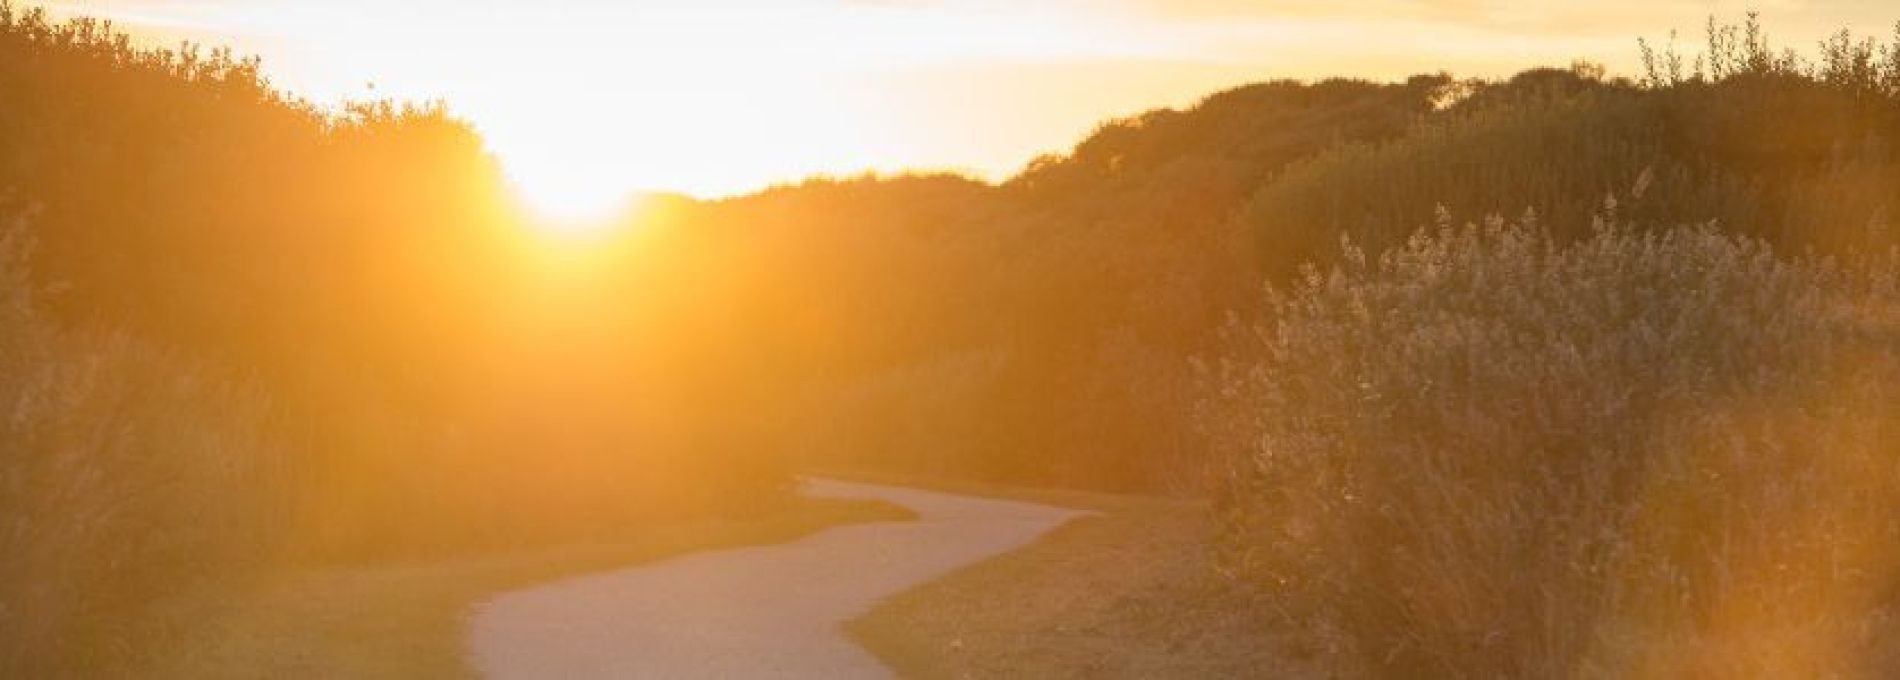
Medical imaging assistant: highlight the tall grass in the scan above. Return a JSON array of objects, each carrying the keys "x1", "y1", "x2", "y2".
[
  {"x1": 0, "y1": 219, "x2": 289, "y2": 675},
  {"x1": 1202, "y1": 216, "x2": 1900, "y2": 676}
]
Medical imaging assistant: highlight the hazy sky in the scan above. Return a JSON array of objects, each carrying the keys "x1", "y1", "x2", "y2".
[{"x1": 41, "y1": 1, "x2": 1900, "y2": 218}]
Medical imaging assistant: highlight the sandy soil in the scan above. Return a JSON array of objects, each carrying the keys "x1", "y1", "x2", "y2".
[{"x1": 465, "y1": 478, "x2": 1082, "y2": 679}]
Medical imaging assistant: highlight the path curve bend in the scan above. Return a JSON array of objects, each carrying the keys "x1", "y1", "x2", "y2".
[{"x1": 466, "y1": 478, "x2": 1082, "y2": 679}]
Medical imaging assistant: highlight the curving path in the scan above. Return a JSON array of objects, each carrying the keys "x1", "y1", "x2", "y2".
[{"x1": 466, "y1": 478, "x2": 1083, "y2": 679}]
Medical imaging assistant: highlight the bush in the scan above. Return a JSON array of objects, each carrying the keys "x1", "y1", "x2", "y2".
[
  {"x1": 1202, "y1": 217, "x2": 1900, "y2": 676},
  {"x1": 0, "y1": 221, "x2": 288, "y2": 676}
]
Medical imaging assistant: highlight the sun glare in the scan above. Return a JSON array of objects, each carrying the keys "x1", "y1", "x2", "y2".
[{"x1": 510, "y1": 168, "x2": 631, "y2": 237}]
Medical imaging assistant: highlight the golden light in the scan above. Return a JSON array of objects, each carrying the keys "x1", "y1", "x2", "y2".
[
  {"x1": 45, "y1": 0, "x2": 1900, "y2": 209},
  {"x1": 508, "y1": 164, "x2": 632, "y2": 235}
]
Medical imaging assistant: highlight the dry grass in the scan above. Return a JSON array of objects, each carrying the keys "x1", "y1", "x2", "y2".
[
  {"x1": 840, "y1": 474, "x2": 1307, "y2": 679},
  {"x1": 128, "y1": 496, "x2": 913, "y2": 679}
]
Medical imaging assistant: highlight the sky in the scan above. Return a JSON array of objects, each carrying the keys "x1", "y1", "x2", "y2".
[{"x1": 40, "y1": 0, "x2": 1900, "y2": 219}]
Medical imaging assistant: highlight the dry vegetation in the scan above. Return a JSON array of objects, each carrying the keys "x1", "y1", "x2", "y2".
[
  {"x1": 662, "y1": 17, "x2": 1900, "y2": 497},
  {"x1": 0, "y1": 223, "x2": 289, "y2": 676},
  {"x1": 1200, "y1": 218, "x2": 1899, "y2": 676},
  {"x1": 1190, "y1": 18, "x2": 1900, "y2": 677}
]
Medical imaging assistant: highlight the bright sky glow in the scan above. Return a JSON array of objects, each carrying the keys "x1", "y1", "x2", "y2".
[{"x1": 41, "y1": 0, "x2": 1900, "y2": 219}]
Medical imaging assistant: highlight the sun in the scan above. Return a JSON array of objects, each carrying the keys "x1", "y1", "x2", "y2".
[
  {"x1": 513, "y1": 184, "x2": 628, "y2": 238},
  {"x1": 506, "y1": 157, "x2": 638, "y2": 237}
]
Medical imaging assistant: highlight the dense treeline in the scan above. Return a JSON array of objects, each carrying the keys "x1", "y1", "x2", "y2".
[
  {"x1": 652, "y1": 78, "x2": 1451, "y2": 489},
  {"x1": 1250, "y1": 16, "x2": 1900, "y2": 280},
  {"x1": 652, "y1": 16, "x2": 1897, "y2": 492}
]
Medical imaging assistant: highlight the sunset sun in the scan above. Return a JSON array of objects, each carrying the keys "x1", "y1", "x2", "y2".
[{"x1": 507, "y1": 163, "x2": 630, "y2": 233}]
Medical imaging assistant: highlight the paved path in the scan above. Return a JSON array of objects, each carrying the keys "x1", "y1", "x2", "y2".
[{"x1": 466, "y1": 478, "x2": 1083, "y2": 679}]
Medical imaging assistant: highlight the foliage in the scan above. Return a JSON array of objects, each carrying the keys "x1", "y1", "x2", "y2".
[
  {"x1": 1244, "y1": 17, "x2": 1900, "y2": 281},
  {"x1": 0, "y1": 6, "x2": 793, "y2": 672},
  {"x1": 703, "y1": 15, "x2": 1900, "y2": 496},
  {"x1": 1201, "y1": 217, "x2": 1900, "y2": 676},
  {"x1": 0, "y1": 220, "x2": 288, "y2": 676},
  {"x1": 690, "y1": 79, "x2": 1447, "y2": 489}
]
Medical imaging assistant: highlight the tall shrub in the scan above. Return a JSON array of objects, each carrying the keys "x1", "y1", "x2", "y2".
[
  {"x1": 0, "y1": 221, "x2": 288, "y2": 675},
  {"x1": 1203, "y1": 217, "x2": 1900, "y2": 676}
]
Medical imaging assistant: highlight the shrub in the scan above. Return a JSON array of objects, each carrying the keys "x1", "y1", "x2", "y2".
[
  {"x1": 1202, "y1": 216, "x2": 1900, "y2": 676},
  {"x1": 0, "y1": 220, "x2": 288, "y2": 676}
]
